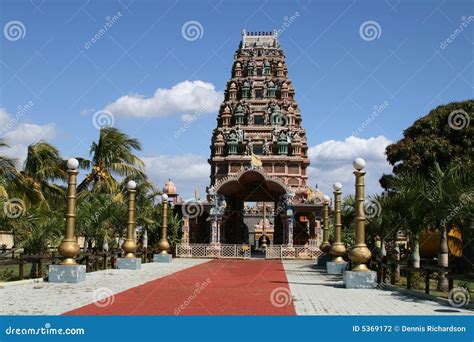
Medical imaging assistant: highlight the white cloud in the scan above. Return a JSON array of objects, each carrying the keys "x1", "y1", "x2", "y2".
[
  {"x1": 0, "y1": 107, "x2": 56, "y2": 165},
  {"x1": 142, "y1": 154, "x2": 210, "y2": 199},
  {"x1": 104, "y1": 80, "x2": 224, "y2": 118},
  {"x1": 0, "y1": 108, "x2": 11, "y2": 127},
  {"x1": 308, "y1": 136, "x2": 392, "y2": 197},
  {"x1": 142, "y1": 136, "x2": 392, "y2": 200}
]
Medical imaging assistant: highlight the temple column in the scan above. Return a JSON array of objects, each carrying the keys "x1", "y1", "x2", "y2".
[
  {"x1": 287, "y1": 217, "x2": 293, "y2": 246},
  {"x1": 182, "y1": 216, "x2": 190, "y2": 245},
  {"x1": 211, "y1": 219, "x2": 217, "y2": 244}
]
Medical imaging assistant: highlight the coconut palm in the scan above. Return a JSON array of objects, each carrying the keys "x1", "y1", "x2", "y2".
[
  {"x1": 18, "y1": 141, "x2": 67, "y2": 207},
  {"x1": 421, "y1": 162, "x2": 474, "y2": 290},
  {"x1": 78, "y1": 128, "x2": 145, "y2": 193},
  {"x1": 0, "y1": 140, "x2": 17, "y2": 194},
  {"x1": 76, "y1": 191, "x2": 127, "y2": 252},
  {"x1": 131, "y1": 180, "x2": 161, "y2": 247}
]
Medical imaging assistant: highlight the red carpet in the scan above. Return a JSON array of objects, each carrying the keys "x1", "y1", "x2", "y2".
[{"x1": 65, "y1": 259, "x2": 296, "y2": 315}]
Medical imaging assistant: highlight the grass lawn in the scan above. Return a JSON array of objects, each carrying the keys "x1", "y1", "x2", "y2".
[
  {"x1": 391, "y1": 275, "x2": 473, "y2": 304},
  {"x1": 0, "y1": 262, "x2": 55, "y2": 282}
]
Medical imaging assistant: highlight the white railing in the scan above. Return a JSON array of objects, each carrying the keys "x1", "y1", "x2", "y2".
[
  {"x1": 176, "y1": 244, "x2": 251, "y2": 259},
  {"x1": 265, "y1": 245, "x2": 323, "y2": 260}
]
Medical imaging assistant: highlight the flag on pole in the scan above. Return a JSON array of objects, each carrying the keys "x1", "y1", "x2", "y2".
[{"x1": 251, "y1": 153, "x2": 262, "y2": 168}]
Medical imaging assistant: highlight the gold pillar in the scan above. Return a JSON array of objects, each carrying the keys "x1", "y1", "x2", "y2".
[
  {"x1": 319, "y1": 195, "x2": 331, "y2": 253},
  {"x1": 122, "y1": 181, "x2": 137, "y2": 258},
  {"x1": 157, "y1": 193, "x2": 170, "y2": 255},
  {"x1": 58, "y1": 159, "x2": 81, "y2": 265},
  {"x1": 330, "y1": 182, "x2": 346, "y2": 262},
  {"x1": 349, "y1": 158, "x2": 372, "y2": 271}
]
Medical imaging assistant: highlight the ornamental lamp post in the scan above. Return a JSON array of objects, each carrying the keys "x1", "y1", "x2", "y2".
[
  {"x1": 48, "y1": 158, "x2": 86, "y2": 283},
  {"x1": 348, "y1": 157, "x2": 372, "y2": 272},
  {"x1": 122, "y1": 180, "x2": 137, "y2": 258},
  {"x1": 154, "y1": 193, "x2": 172, "y2": 263},
  {"x1": 158, "y1": 193, "x2": 170, "y2": 254},
  {"x1": 117, "y1": 180, "x2": 141, "y2": 269},
  {"x1": 319, "y1": 195, "x2": 331, "y2": 254},
  {"x1": 329, "y1": 182, "x2": 346, "y2": 263},
  {"x1": 58, "y1": 158, "x2": 81, "y2": 265}
]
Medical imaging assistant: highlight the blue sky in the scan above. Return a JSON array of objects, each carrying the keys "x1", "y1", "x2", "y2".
[{"x1": 0, "y1": 0, "x2": 472, "y2": 199}]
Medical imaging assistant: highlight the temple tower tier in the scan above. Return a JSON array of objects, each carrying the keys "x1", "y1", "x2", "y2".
[{"x1": 209, "y1": 30, "x2": 310, "y2": 197}]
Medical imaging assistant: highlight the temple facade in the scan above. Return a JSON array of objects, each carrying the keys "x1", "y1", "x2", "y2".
[
  {"x1": 177, "y1": 30, "x2": 325, "y2": 250},
  {"x1": 209, "y1": 30, "x2": 309, "y2": 196}
]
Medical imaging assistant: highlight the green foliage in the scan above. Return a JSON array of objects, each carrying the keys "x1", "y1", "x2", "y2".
[
  {"x1": 381, "y1": 100, "x2": 473, "y2": 189},
  {"x1": 78, "y1": 127, "x2": 146, "y2": 193}
]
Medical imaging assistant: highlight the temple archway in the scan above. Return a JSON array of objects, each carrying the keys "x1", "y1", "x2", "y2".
[{"x1": 215, "y1": 168, "x2": 289, "y2": 246}]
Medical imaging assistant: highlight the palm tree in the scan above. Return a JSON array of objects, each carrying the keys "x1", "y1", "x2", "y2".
[
  {"x1": 388, "y1": 171, "x2": 430, "y2": 267},
  {"x1": 18, "y1": 141, "x2": 67, "y2": 207},
  {"x1": 422, "y1": 162, "x2": 474, "y2": 290},
  {"x1": 388, "y1": 162, "x2": 473, "y2": 290},
  {"x1": 76, "y1": 191, "x2": 126, "y2": 252},
  {"x1": 78, "y1": 128, "x2": 145, "y2": 193},
  {"x1": 13, "y1": 204, "x2": 63, "y2": 277},
  {"x1": 131, "y1": 180, "x2": 161, "y2": 248},
  {"x1": 0, "y1": 139, "x2": 18, "y2": 196}
]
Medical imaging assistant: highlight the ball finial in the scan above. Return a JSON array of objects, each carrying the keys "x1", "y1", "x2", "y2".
[
  {"x1": 323, "y1": 194, "x2": 330, "y2": 203},
  {"x1": 161, "y1": 193, "x2": 169, "y2": 202},
  {"x1": 333, "y1": 182, "x2": 342, "y2": 191},
  {"x1": 67, "y1": 158, "x2": 79, "y2": 170},
  {"x1": 353, "y1": 157, "x2": 366, "y2": 171},
  {"x1": 127, "y1": 180, "x2": 137, "y2": 190}
]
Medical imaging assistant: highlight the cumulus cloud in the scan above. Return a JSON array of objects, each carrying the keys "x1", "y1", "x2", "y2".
[
  {"x1": 104, "y1": 80, "x2": 224, "y2": 118},
  {"x1": 0, "y1": 107, "x2": 56, "y2": 165},
  {"x1": 142, "y1": 154, "x2": 210, "y2": 199},
  {"x1": 308, "y1": 136, "x2": 392, "y2": 196},
  {"x1": 142, "y1": 136, "x2": 392, "y2": 200}
]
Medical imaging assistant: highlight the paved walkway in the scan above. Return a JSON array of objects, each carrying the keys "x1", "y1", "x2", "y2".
[
  {"x1": 0, "y1": 259, "x2": 208, "y2": 315},
  {"x1": 284, "y1": 261, "x2": 473, "y2": 315},
  {"x1": 66, "y1": 259, "x2": 295, "y2": 315},
  {"x1": 1, "y1": 259, "x2": 472, "y2": 315}
]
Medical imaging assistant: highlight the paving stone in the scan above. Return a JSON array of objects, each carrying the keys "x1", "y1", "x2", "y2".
[
  {"x1": 0, "y1": 259, "x2": 210, "y2": 315},
  {"x1": 283, "y1": 260, "x2": 474, "y2": 315}
]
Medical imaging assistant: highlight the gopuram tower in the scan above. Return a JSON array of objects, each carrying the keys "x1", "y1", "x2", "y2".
[
  {"x1": 203, "y1": 30, "x2": 323, "y2": 247},
  {"x1": 210, "y1": 30, "x2": 310, "y2": 197}
]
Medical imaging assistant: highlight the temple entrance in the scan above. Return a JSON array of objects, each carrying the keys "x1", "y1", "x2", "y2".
[{"x1": 215, "y1": 169, "x2": 288, "y2": 247}]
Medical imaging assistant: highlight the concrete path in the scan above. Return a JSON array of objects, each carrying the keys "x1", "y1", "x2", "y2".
[
  {"x1": 1, "y1": 258, "x2": 472, "y2": 315},
  {"x1": 283, "y1": 260, "x2": 474, "y2": 315},
  {"x1": 0, "y1": 259, "x2": 210, "y2": 315}
]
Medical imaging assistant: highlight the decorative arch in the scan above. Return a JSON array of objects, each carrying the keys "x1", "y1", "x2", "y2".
[{"x1": 215, "y1": 168, "x2": 288, "y2": 202}]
